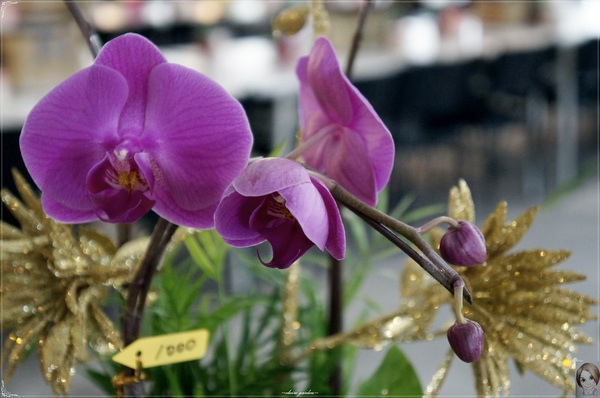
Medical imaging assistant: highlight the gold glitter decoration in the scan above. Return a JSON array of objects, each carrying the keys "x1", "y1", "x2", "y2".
[
  {"x1": 310, "y1": 0, "x2": 330, "y2": 37},
  {"x1": 1, "y1": 170, "x2": 150, "y2": 395},
  {"x1": 279, "y1": 260, "x2": 301, "y2": 365},
  {"x1": 419, "y1": 181, "x2": 596, "y2": 396},
  {"x1": 271, "y1": 1, "x2": 329, "y2": 38},
  {"x1": 272, "y1": 6, "x2": 310, "y2": 36}
]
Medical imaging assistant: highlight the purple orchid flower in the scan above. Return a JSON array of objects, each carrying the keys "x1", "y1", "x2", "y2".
[
  {"x1": 19, "y1": 33, "x2": 252, "y2": 228},
  {"x1": 214, "y1": 157, "x2": 345, "y2": 269},
  {"x1": 295, "y1": 37, "x2": 394, "y2": 206}
]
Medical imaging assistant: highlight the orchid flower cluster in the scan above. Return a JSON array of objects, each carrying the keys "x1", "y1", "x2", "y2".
[{"x1": 19, "y1": 33, "x2": 488, "y2": 369}]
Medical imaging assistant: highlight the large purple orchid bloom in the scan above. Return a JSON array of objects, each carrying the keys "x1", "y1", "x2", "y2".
[
  {"x1": 296, "y1": 37, "x2": 394, "y2": 206},
  {"x1": 20, "y1": 33, "x2": 252, "y2": 228},
  {"x1": 214, "y1": 158, "x2": 345, "y2": 269}
]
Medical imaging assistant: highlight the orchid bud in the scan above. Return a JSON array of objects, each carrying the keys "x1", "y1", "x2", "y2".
[
  {"x1": 447, "y1": 319, "x2": 484, "y2": 362},
  {"x1": 440, "y1": 221, "x2": 487, "y2": 266}
]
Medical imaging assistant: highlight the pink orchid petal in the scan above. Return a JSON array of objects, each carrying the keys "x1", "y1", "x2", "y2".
[
  {"x1": 322, "y1": 128, "x2": 377, "y2": 206},
  {"x1": 349, "y1": 94, "x2": 395, "y2": 191},
  {"x1": 304, "y1": 37, "x2": 353, "y2": 125},
  {"x1": 153, "y1": 200, "x2": 218, "y2": 230},
  {"x1": 95, "y1": 33, "x2": 166, "y2": 135},
  {"x1": 41, "y1": 195, "x2": 98, "y2": 224},
  {"x1": 278, "y1": 182, "x2": 329, "y2": 251},
  {"x1": 143, "y1": 63, "x2": 252, "y2": 226},
  {"x1": 310, "y1": 176, "x2": 346, "y2": 260},
  {"x1": 296, "y1": 36, "x2": 395, "y2": 204},
  {"x1": 20, "y1": 65, "x2": 128, "y2": 219},
  {"x1": 232, "y1": 158, "x2": 310, "y2": 197},
  {"x1": 214, "y1": 188, "x2": 265, "y2": 244},
  {"x1": 296, "y1": 57, "x2": 330, "y2": 139}
]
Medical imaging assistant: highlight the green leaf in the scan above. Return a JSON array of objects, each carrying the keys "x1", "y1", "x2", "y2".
[
  {"x1": 268, "y1": 140, "x2": 287, "y2": 157},
  {"x1": 184, "y1": 230, "x2": 228, "y2": 281},
  {"x1": 355, "y1": 345, "x2": 422, "y2": 397},
  {"x1": 200, "y1": 295, "x2": 266, "y2": 332}
]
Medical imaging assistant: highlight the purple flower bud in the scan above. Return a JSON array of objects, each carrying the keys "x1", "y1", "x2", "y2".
[
  {"x1": 447, "y1": 319, "x2": 484, "y2": 363},
  {"x1": 440, "y1": 221, "x2": 487, "y2": 266}
]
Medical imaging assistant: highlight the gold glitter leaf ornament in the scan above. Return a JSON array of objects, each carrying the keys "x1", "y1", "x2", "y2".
[
  {"x1": 420, "y1": 181, "x2": 597, "y2": 397},
  {"x1": 1, "y1": 170, "x2": 149, "y2": 395},
  {"x1": 325, "y1": 179, "x2": 596, "y2": 397}
]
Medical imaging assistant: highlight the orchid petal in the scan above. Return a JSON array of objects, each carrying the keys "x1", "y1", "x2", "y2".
[
  {"x1": 295, "y1": 36, "x2": 395, "y2": 204},
  {"x1": 303, "y1": 37, "x2": 353, "y2": 125},
  {"x1": 143, "y1": 63, "x2": 252, "y2": 228},
  {"x1": 95, "y1": 33, "x2": 166, "y2": 135},
  {"x1": 349, "y1": 93, "x2": 395, "y2": 191},
  {"x1": 214, "y1": 188, "x2": 265, "y2": 244},
  {"x1": 20, "y1": 65, "x2": 128, "y2": 220},
  {"x1": 232, "y1": 158, "x2": 310, "y2": 197},
  {"x1": 279, "y1": 182, "x2": 329, "y2": 250},
  {"x1": 304, "y1": 126, "x2": 377, "y2": 206},
  {"x1": 41, "y1": 195, "x2": 98, "y2": 224},
  {"x1": 311, "y1": 176, "x2": 346, "y2": 260},
  {"x1": 296, "y1": 57, "x2": 330, "y2": 139}
]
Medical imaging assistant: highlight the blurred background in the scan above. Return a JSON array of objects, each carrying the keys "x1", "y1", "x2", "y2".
[{"x1": 1, "y1": 0, "x2": 598, "y2": 396}]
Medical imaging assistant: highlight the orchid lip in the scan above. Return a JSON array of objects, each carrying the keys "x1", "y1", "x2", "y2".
[{"x1": 86, "y1": 149, "x2": 155, "y2": 223}]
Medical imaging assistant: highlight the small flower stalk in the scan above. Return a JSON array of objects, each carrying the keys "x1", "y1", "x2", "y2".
[{"x1": 440, "y1": 220, "x2": 487, "y2": 267}]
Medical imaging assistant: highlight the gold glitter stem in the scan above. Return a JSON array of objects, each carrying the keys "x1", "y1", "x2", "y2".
[
  {"x1": 278, "y1": 261, "x2": 301, "y2": 365},
  {"x1": 423, "y1": 349, "x2": 455, "y2": 398}
]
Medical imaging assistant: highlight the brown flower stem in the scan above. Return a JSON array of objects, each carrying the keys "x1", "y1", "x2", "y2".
[
  {"x1": 327, "y1": 254, "x2": 343, "y2": 395},
  {"x1": 345, "y1": 0, "x2": 374, "y2": 80},
  {"x1": 121, "y1": 218, "x2": 178, "y2": 397},
  {"x1": 64, "y1": 0, "x2": 102, "y2": 58},
  {"x1": 355, "y1": 210, "x2": 454, "y2": 291}
]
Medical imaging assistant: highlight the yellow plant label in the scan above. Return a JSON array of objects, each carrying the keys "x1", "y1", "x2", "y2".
[{"x1": 113, "y1": 329, "x2": 209, "y2": 369}]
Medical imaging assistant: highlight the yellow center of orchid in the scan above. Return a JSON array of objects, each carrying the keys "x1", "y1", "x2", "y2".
[{"x1": 118, "y1": 170, "x2": 140, "y2": 191}]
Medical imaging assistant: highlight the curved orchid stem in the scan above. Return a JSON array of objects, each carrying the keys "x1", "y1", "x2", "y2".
[
  {"x1": 416, "y1": 216, "x2": 461, "y2": 235},
  {"x1": 315, "y1": 172, "x2": 472, "y2": 304}
]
